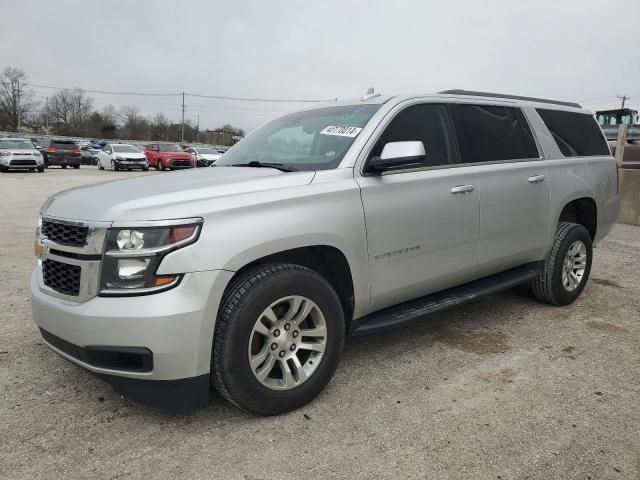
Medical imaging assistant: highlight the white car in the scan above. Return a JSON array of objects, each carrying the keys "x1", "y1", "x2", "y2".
[
  {"x1": 0, "y1": 137, "x2": 45, "y2": 173},
  {"x1": 185, "y1": 146, "x2": 222, "y2": 167},
  {"x1": 97, "y1": 143, "x2": 149, "y2": 171}
]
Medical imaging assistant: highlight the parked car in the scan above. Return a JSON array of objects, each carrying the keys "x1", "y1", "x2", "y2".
[
  {"x1": 31, "y1": 90, "x2": 619, "y2": 415},
  {"x1": 80, "y1": 145, "x2": 101, "y2": 165},
  {"x1": 41, "y1": 139, "x2": 81, "y2": 169},
  {"x1": 97, "y1": 143, "x2": 149, "y2": 171},
  {"x1": 0, "y1": 137, "x2": 45, "y2": 172},
  {"x1": 144, "y1": 143, "x2": 194, "y2": 170},
  {"x1": 185, "y1": 146, "x2": 222, "y2": 167}
]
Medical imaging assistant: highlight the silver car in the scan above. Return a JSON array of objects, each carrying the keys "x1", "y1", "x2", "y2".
[
  {"x1": 31, "y1": 90, "x2": 619, "y2": 414},
  {"x1": 0, "y1": 137, "x2": 45, "y2": 173}
]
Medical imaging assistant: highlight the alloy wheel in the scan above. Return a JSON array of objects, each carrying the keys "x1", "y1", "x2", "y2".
[{"x1": 247, "y1": 295, "x2": 327, "y2": 391}]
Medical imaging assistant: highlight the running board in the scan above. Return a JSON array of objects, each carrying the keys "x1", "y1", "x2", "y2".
[{"x1": 350, "y1": 262, "x2": 544, "y2": 336}]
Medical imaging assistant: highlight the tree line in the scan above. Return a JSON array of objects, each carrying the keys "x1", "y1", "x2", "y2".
[{"x1": 0, "y1": 67, "x2": 245, "y2": 142}]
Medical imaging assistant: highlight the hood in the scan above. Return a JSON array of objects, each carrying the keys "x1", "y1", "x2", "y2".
[
  {"x1": 199, "y1": 153, "x2": 222, "y2": 160},
  {"x1": 42, "y1": 167, "x2": 316, "y2": 222},
  {"x1": 114, "y1": 152, "x2": 146, "y2": 159},
  {"x1": 2, "y1": 148, "x2": 37, "y2": 155}
]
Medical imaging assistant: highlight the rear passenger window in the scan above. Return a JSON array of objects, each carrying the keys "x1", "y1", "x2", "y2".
[
  {"x1": 451, "y1": 105, "x2": 539, "y2": 163},
  {"x1": 536, "y1": 109, "x2": 610, "y2": 157},
  {"x1": 369, "y1": 104, "x2": 459, "y2": 168}
]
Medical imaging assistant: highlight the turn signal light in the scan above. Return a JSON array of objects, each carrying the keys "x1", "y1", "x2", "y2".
[{"x1": 153, "y1": 276, "x2": 177, "y2": 287}]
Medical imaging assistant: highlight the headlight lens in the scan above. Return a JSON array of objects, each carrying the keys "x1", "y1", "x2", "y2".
[{"x1": 100, "y1": 222, "x2": 201, "y2": 295}]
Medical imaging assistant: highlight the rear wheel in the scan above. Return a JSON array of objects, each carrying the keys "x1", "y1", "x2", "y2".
[
  {"x1": 61, "y1": 165, "x2": 67, "y2": 169},
  {"x1": 73, "y1": 164, "x2": 80, "y2": 169},
  {"x1": 532, "y1": 222, "x2": 592, "y2": 306},
  {"x1": 212, "y1": 263, "x2": 345, "y2": 415}
]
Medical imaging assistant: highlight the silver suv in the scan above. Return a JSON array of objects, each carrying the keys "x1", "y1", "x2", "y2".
[{"x1": 31, "y1": 90, "x2": 619, "y2": 415}]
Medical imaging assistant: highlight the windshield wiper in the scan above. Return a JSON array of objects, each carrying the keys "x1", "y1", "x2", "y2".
[{"x1": 231, "y1": 161, "x2": 298, "y2": 172}]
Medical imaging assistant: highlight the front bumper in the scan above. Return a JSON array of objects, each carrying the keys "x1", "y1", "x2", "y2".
[
  {"x1": 31, "y1": 267, "x2": 234, "y2": 408},
  {"x1": 113, "y1": 159, "x2": 148, "y2": 169}
]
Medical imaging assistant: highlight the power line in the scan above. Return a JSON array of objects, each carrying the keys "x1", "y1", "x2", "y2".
[{"x1": 25, "y1": 82, "x2": 336, "y2": 103}]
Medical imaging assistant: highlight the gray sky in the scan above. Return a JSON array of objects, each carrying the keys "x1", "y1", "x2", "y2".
[{"x1": 2, "y1": 0, "x2": 639, "y2": 132}]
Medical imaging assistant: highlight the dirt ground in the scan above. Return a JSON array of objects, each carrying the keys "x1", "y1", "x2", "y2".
[{"x1": 1, "y1": 168, "x2": 639, "y2": 479}]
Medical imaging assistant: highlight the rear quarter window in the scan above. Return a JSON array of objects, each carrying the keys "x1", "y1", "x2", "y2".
[{"x1": 536, "y1": 109, "x2": 610, "y2": 157}]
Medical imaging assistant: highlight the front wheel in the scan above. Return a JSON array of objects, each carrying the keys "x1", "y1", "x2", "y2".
[
  {"x1": 37, "y1": 166, "x2": 44, "y2": 173},
  {"x1": 532, "y1": 222, "x2": 593, "y2": 306},
  {"x1": 212, "y1": 263, "x2": 345, "y2": 415},
  {"x1": 111, "y1": 161, "x2": 118, "y2": 171},
  {"x1": 157, "y1": 161, "x2": 164, "y2": 171}
]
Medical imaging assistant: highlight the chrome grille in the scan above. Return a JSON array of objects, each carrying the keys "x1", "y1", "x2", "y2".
[
  {"x1": 43, "y1": 259, "x2": 81, "y2": 296},
  {"x1": 42, "y1": 220, "x2": 89, "y2": 247}
]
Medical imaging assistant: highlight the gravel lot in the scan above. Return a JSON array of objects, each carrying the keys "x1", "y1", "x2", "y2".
[{"x1": 1, "y1": 168, "x2": 639, "y2": 479}]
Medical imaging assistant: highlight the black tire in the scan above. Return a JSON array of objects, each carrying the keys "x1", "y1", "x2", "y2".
[
  {"x1": 532, "y1": 222, "x2": 593, "y2": 306},
  {"x1": 0, "y1": 165, "x2": 7, "y2": 173},
  {"x1": 112, "y1": 161, "x2": 118, "y2": 172},
  {"x1": 99, "y1": 164, "x2": 104, "y2": 170},
  {"x1": 142, "y1": 166, "x2": 149, "y2": 171},
  {"x1": 158, "y1": 161, "x2": 164, "y2": 171},
  {"x1": 61, "y1": 165, "x2": 67, "y2": 169},
  {"x1": 73, "y1": 165, "x2": 80, "y2": 169},
  {"x1": 37, "y1": 166, "x2": 44, "y2": 173},
  {"x1": 212, "y1": 263, "x2": 345, "y2": 415}
]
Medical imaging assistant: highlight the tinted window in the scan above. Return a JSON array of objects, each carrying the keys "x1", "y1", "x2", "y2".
[
  {"x1": 369, "y1": 104, "x2": 459, "y2": 168},
  {"x1": 537, "y1": 109, "x2": 610, "y2": 157},
  {"x1": 451, "y1": 105, "x2": 539, "y2": 163},
  {"x1": 157, "y1": 144, "x2": 183, "y2": 152},
  {"x1": 51, "y1": 140, "x2": 77, "y2": 150}
]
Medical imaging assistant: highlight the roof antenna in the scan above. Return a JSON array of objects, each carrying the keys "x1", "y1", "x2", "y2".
[{"x1": 361, "y1": 87, "x2": 381, "y2": 101}]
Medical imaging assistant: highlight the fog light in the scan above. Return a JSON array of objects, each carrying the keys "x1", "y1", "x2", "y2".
[{"x1": 118, "y1": 258, "x2": 150, "y2": 278}]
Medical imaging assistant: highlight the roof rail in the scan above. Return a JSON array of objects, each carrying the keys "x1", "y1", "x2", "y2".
[{"x1": 439, "y1": 89, "x2": 581, "y2": 109}]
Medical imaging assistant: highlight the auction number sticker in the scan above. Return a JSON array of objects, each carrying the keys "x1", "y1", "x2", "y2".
[{"x1": 320, "y1": 126, "x2": 363, "y2": 137}]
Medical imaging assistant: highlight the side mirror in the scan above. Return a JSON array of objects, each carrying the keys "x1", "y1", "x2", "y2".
[{"x1": 368, "y1": 141, "x2": 426, "y2": 173}]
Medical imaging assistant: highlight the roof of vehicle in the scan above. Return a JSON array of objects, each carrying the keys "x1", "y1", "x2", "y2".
[
  {"x1": 108, "y1": 143, "x2": 136, "y2": 147},
  {"x1": 311, "y1": 89, "x2": 588, "y2": 113}
]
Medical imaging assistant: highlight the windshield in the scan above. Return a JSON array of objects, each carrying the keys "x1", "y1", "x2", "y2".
[
  {"x1": 197, "y1": 148, "x2": 218, "y2": 155},
  {"x1": 216, "y1": 104, "x2": 381, "y2": 171},
  {"x1": 0, "y1": 139, "x2": 35, "y2": 150},
  {"x1": 112, "y1": 145, "x2": 142, "y2": 153},
  {"x1": 158, "y1": 144, "x2": 183, "y2": 152}
]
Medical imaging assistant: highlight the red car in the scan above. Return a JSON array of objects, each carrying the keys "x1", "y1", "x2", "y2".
[{"x1": 144, "y1": 143, "x2": 194, "y2": 170}]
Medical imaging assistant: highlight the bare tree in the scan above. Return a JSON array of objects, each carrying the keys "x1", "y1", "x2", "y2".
[
  {"x1": 46, "y1": 89, "x2": 73, "y2": 128},
  {"x1": 0, "y1": 67, "x2": 35, "y2": 131},
  {"x1": 151, "y1": 112, "x2": 169, "y2": 140},
  {"x1": 101, "y1": 104, "x2": 118, "y2": 125},
  {"x1": 119, "y1": 104, "x2": 141, "y2": 138},
  {"x1": 69, "y1": 88, "x2": 94, "y2": 128}
]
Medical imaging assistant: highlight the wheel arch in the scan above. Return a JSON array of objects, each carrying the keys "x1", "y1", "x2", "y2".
[
  {"x1": 223, "y1": 244, "x2": 356, "y2": 331},
  {"x1": 557, "y1": 197, "x2": 597, "y2": 240}
]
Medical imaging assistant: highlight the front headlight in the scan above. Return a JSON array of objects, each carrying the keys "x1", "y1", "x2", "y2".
[
  {"x1": 100, "y1": 221, "x2": 202, "y2": 295},
  {"x1": 115, "y1": 156, "x2": 125, "y2": 161},
  {"x1": 0, "y1": 151, "x2": 11, "y2": 156},
  {"x1": 33, "y1": 151, "x2": 41, "y2": 157}
]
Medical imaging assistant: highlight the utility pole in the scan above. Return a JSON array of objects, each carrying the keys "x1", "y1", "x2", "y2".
[
  {"x1": 617, "y1": 94, "x2": 630, "y2": 109},
  {"x1": 181, "y1": 92, "x2": 186, "y2": 143},
  {"x1": 196, "y1": 114, "x2": 199, "y2": 143},
  {"x1": 45, "y1": 96, "x2": 49, "y2": 131}
]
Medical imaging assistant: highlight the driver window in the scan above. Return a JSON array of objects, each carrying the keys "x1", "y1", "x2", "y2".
[{"x1": 369, "y1": 104, "x2": 460, "y2": 168}]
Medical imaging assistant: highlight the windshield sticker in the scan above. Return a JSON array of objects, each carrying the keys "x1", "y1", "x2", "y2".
[{"x1": 320, "y1": 126, "x2": 363, "y2": 138}]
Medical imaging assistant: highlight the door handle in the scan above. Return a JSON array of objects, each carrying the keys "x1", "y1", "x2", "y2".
[
  {"x1": 528, "y1": 174, "x2": 546, "y2": 183},
  {"x1": 450, "y1": 185, "x2": 475, "y2": 195}
]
